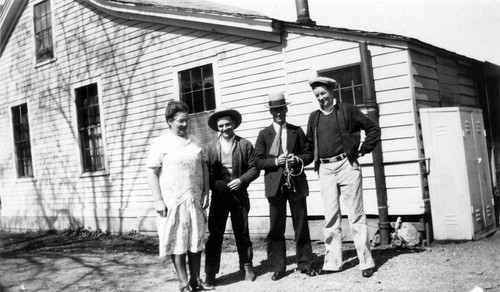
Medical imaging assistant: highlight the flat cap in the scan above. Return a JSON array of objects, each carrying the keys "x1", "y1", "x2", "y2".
[{"x1": 308, "y1": 76, "x2": 338, "y2": 89}]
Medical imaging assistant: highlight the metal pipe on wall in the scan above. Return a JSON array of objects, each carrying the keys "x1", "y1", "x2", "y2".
[
  {"x1": 294, "y1": 0, "x2": 316, "y2": 25},
  {"x1": 359, "y1": 41, "x2": 391, "y2": 246}
]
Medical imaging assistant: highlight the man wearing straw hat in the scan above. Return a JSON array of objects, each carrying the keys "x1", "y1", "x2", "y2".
[
  {"x1": 204, "y1": 108, "x2": 260, "y2": 287},
  {"x1": 254, "y1": 92, "x2": 317, "y2": 281}
]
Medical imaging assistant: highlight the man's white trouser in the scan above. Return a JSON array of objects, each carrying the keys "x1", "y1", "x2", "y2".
[{"x1": 318, "y1": 157, "x2": 375, "y2": 271}]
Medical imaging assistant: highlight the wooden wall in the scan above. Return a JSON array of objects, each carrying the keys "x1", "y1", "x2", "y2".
[
  {"x1": 411, "y1": 50, "x2": 478, "y2": 108},
  {"x1": 280, "y1": 31, "x2": 427, "y2": 219},
  {"x1": 0, "y1": 0, "x2": 458, "y2": 238},
  {"x1": 0, "y1": 0, "x2": 285, "y2": 234}
]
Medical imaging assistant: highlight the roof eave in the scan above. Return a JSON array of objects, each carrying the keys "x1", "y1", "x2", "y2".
[
  {"x1": 87, "y1": 0, "x2": 282, "y2": 43},
  {"x1": 284, "y1": 22, "x2": 498, "y2": 66},
  {"x1": 0, "y1": 0, "x2": 29, "y2": 55},
  {"x1": 284, "y1": 22, "x2": 410, "y2": 49}
]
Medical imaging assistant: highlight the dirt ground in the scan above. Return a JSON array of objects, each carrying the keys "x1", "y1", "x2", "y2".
[{"x1": 1, "y1": 228, "x2": 499, "y2": 292}]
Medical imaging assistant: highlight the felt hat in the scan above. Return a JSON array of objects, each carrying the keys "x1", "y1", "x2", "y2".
[
  {"x1": 308, "y1": 76, "x2": 338, "y2": 89},
  {"x1": 265, "y1": 92, "x2": 291, "y2": 108},
  {"x1": 207, "y1": 108, "x2": 242, "y2": 132}
]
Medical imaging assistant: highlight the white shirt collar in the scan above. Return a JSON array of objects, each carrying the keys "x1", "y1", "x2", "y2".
[
  {"x1": 319, "y1": 99, "x2": 337, "y2": 115},
  {"x1": 219, "y1": 135, "x2": 235, "y2": 155},
  {"x1": 272, "y1": 122, "x2": 286, "y2": 132}
]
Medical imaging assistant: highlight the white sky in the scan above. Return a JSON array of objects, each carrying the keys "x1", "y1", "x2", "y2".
[
  {"x1": 1, "y1": 0, "x2": 497, "y2": 64},
  {"x1": 213, "y1": 0, "x2": 500, "y2": 65}
]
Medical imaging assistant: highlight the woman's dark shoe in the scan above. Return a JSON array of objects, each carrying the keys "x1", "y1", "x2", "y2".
[
  {"x1": 362, "y1": 268, "x2": 374, "y2": 278},
  {"x1": 271, "y1": 271, "x2": 286, "y2": 281}
]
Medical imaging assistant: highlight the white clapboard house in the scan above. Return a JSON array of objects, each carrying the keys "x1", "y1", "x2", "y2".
[{"x1": 1, "y1": 0, "x2": 499, "y2": 241}]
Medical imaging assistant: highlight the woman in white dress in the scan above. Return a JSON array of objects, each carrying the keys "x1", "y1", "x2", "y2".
[{"x1": 145, "y1": 101, "x2": 213, "y2": 292}]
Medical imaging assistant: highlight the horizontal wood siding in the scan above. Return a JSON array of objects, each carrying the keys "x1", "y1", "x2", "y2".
[
  {"x1": 409, "y1": 49, "x2": 481, "y2": 203},
  {"x1": 0, "y1": 0, "x2": 287, "y2": 232},
  {"x1": 370, "y1": 46, "x2": 425, "y2": 215},
  {"x1": 411, "y1": 50, "x2": 478, "y2": 108},
  {"x1": 1, "y1": 0, "x2": 447, "y2": 235},
  {"x1": 279, "y1": 32, "x2": 425, "y2": 216}
]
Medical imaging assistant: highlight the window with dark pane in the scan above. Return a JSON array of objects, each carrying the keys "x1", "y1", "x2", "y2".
[
  {"x1": 179, "y1": 64, "x2": 216, "y2": 114},
  {"x1": 11, "y1": 104, "x2": 33, "y2": 178},
  {"x1": 34, "y1": 0, "x2": 54, "y2": 63},
  {"x1": 75, "y1": 83, "x2": 105, "y2": 172},
  {"x1": 321, "y1": 65, "x2": 365, "y2": 106}
]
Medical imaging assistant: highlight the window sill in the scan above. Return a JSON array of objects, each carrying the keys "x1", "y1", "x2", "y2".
[
  {"x1": 80, "y1": 170, "x2": 110, "y2": 178},
  {"x1": 35, "y1": 57, "x2": 57, "y2": 68},
  {"x1": 15, "y1": 177, "x2": 37, "y2": 183},
  {"x1": 189, "y1": 110, "x2": 214, "y2": 117}
]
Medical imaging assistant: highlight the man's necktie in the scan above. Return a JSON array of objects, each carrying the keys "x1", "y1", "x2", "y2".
[{"x1": 269, "y1": 126, "x2": 281, "y2": 157}]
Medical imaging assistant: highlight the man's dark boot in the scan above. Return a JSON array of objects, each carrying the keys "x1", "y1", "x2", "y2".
[
  {"x1": 244, "y1": 263, "x2": 256, "y2": 281},
  {"x1": 205, "y1": 272, "x2": 216, "y2": 286}
]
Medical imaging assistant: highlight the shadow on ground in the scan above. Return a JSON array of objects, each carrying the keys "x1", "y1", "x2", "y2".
[
  {"x1": 211, "y1": 239, "x2": 425, "y2": 287},
  {"x1": 0, "y1": 229, "x2": 158, "y2": 256}
]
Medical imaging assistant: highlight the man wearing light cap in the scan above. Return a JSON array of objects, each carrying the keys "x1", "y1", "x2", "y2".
[
  {"x1": 306, "y1": 76, "x2": 380, "y2": 278},
  {"x1": 204, "y1": 108, "x2": 260, "y2": 286},
  {"x1": 254, "y1": 92, "x2": 317, "y2": 281}
]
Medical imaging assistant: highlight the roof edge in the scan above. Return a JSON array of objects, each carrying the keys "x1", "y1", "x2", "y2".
[
  {"x1": 0, "y1": 0, "x2": 29, "y2": 55},
  {"x1": 86, "y1": 0, "x2": 282, "y2": 42},
  {"x1": 283, "y1": 22, "x2": 499, "y2": 67}
]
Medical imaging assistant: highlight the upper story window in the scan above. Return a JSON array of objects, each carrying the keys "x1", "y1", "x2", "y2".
[
  {"x1": 179, "y1": 64, "x2": 216, "y2": 114},
  {"x1": 321, "y1": 65, "x2": 365, "y2": 106},
  {"x1": 33, "y1": 0, "x2": 54, "y2": 63},
  {"x1": 75, "y1": 83, "x2": 106, "y2": 173},
  {"x1": 12, "y1": 103, "x2": 34, "y2": 178}
]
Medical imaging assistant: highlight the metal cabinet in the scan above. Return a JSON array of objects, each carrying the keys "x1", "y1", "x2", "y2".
[{"x1": 420, "y1": 107, "x2": 496, "y2": 240}]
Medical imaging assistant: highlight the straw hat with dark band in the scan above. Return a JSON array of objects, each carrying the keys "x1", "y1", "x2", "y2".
[{"x1": 265, "y1": 92, "x2": 291, "y2": 108}]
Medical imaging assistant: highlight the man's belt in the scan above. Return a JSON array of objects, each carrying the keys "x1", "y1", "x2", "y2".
[{"x1": 319, "y1": 153, "x2": 347, "y2": 163}]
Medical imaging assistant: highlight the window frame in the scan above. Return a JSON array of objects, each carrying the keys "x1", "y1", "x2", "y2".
[
  {"x1": 173, "y1": 59, "x2": 220, "y2": 115},
  {"x1": 318, "y1": 63, "x2": 365, "y2": 106},
  {"x1": 10, "y1": 102, "x2": 36, "y2": 181},
  {"x1": 71, "y1": 77, "x2": 109, "y2": 177},
  {"x1": 32, "y1": 0, "x2": 57, "y2": 66}
]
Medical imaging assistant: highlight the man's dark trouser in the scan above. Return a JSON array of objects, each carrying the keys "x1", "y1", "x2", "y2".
[
  {"x1": 267, "y1": 185, "x2": 313, "y2": 272},
  {"x1": 205, "y1": 192, "x2": 253, "y2": 274}
]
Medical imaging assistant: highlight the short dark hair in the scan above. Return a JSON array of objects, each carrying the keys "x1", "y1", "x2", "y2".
[{"x1": 165, "y1": 100, "x2": 189, "y2": 122}]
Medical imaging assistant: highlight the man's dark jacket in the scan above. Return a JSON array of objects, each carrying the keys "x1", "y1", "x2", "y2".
[
  {"x1": 306, "y1": 102, "x2": 381, "y2": 171},
  {"x1": 205, "y1": 135, "x2": 260, "y2": 197},
  {"x1": 254, "y1": 123, "x2": 313, "y2": 199}
]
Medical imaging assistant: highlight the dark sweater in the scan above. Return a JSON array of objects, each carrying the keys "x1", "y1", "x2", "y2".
[
  {"x1": 317, "y1": 112, "x2": 344, "y2": 158},
  {"x1": 306, "y1": 103, "x2": 381, "y2": 171}
]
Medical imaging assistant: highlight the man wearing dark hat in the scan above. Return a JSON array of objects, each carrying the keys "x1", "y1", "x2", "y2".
[
  {"x1": 204, "y1": 108, "x2": 260, "y2": 286},
  {"x1": 306, "y1": 76, "x2": 380, "y2": 278},
  {"x1": 254, "y1": 92, "x2": 317, "y2": 281}
]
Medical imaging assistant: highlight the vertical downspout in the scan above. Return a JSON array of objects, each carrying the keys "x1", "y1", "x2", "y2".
[{"x1": 359, "y1": 42, "x2": 391, "y2": 246}]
